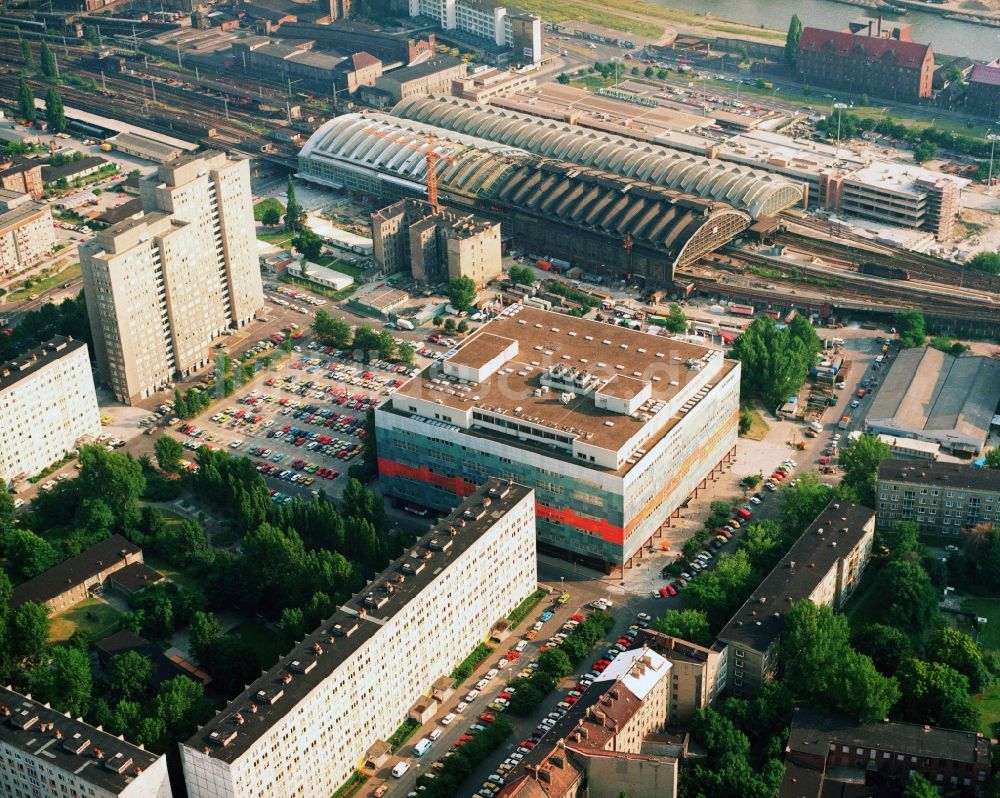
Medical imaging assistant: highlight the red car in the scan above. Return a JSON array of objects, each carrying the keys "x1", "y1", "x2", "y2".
[
  {"x1": 575, "y1": 683, "x2": 590, "y2": 692},
  {"x1": 571, "y1": 614, "x2": 584, "y2": 622},
  {"x1": 565, "y1": 696, "x2": 578, "y2": 705},
  {"x1": 479, "y1": 713, "x2": 495, "y2": 723},
  {"x1": 593, "y1": 662, "x2": 608, "y2": 672},
  {"x1": 666, "y1": 583, "x2": 678, "y2": 597},
  {"x1": 818, "y1": 456, "x2": 830, "y2": 465},
  {"x1": 498, "y1": 691, "x2": 512, "y2": 700},
  {"x1": 505, "y1": 650, "x2": 521, "y2": 660},
  {"x1": 658, "y1": 586, "x2": 670, "y2": 599},
  {"x1": 521, "y1": 740, "x2": 536, "y2": 750}
]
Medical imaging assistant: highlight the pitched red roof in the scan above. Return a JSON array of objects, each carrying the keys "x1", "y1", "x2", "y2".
[
  {"x1": 799, "y1": 27, "x2": 931, "y2": 69},
  {"x1": 970, "y1": 63, "x2": 1000, "y2": 87},
  {"x1": 352, "y1": 51, "x2": 380, "y2": 70}
]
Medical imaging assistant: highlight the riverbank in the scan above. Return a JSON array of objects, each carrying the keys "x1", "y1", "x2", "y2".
[
  {"x1": 515, "y1": 0, "x2": 787, "y2": 43},
  {"x1": 520, "y1": 0, "x2": 1000, "y2": 46}
]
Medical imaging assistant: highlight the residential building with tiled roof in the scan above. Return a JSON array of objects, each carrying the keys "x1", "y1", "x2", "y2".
[{"x1": 797, "y1": 26, "x2": 934, "y2": 102}]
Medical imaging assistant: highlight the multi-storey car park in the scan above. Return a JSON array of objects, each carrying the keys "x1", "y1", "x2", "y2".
[
  {"x1": 389, "y1": 95, "x2": 806, "y2": 219},
  {"x1": 181, "y1": 479, "x2": 537, "y2": 798},
  {"x1": 297, "y1": 114, "x2": 759, "y2": 286},
  {"x1": 375, "y1": 305, "x2": 741, "y2": 571}
]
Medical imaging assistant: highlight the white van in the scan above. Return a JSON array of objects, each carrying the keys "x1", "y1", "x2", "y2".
[
  {"x1": 392, "y1": 762, "x2": 410, "y2": 778},
  {"x1": 414, "y1": 738, "x2": 432, "y2": 757}
]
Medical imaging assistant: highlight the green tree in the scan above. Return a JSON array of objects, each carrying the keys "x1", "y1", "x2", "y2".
[
  {"x1": 44, "y1": 87, "x2": 66, "y2": 133},
  {"x1": 895, "y1": 657, "x2": 979, "y2": 731},
  {"x1": 913, "y1": 141, "x2": 938, "y2": 164},
  {"x1": 39, "y1": 42, "x2": 57, "y2": 79},
  {"x1": 537, "y1": 648, "x2": 573, "y2": 679},
  {"x1": 879, "y1": 520, "x2": 919, "y2": 557},
  {"x1": 903, "y1": 773, "x2": 939, "y2": 798},
  {"x1": 881, "y1": 558, "x2": 940, "y2": 635},
  {"x1": 154, "y1": 435, "x2": 184, "y2": 473},
  {"x1": 653, "y1": 608, "x2": 713, "y2": 647},
  {"x1": 894, "y1": 310, "x2": 926, "y2": 348},
  {"x1": 782, "y1": 601, "x2": 852, "y2": 701},
  {"x1": 508, "y1": 265, "x2": 534, "y2": 285},
  {"x1": 292, "y1": 228, "x2": 323, "y2": 261},
  {"x1": 737, "y1": 519, "x2": 784, "y2": 574},
  {"x1": 21, "y1": 40, "x2": 34, "y2": 69},
  {"x1": 782, "y1": 601, "x2": 899, "y2": 722},
  {"x1": 9, "y1": 601, "x2": 49, "y2": 665},
  {"x1": 730, "y1": 316, "x2": 820, "y2": 409},
  {"x1": 376, "y1": 329, "x2": 396, "y2": 360},
  {"x1": 277, "y1": 606, "x2": 306, "y2": 647},
  {"x1": 985, "y1": 448, "x2": 1000, "y2": 469},
  {"x1": 261, "y1": 206, "x2": 281, "y2": 226},
  {"x1": 644, "y1": 66, "x2": 654, "y2": 78},
  {"x1": 31, "y1": 645, "x2": 92, "y2": 717},
  {"x1": 0, "y1": 491, "x2": 14, "y2": 526},
  {"x1": 83, "y1": 25, "x2": 100, "y2": 46},
  {"x1": 851, "y1": 623, "x2": 912, "y2": 676},
  {"x1": 684, "y1": 549, "x2": 756, "y2": 629},
  {"x1": 457, "y1": 319, "x2": 469, "y2": 334},
  {"x1": 967, "y1": 251, "x2": 1000, "y2": 275},
  {"x1": 662, "y1": 304, "x2": 687, "y2": 333},
  {"x1": 926, "y1": 627, "x2": 992, "y2": 692},
  {"x1": 444, "y1": 317, "x2": 456, "y2": 332},
  {"x1": 778, "y1": 472, "x2": 832, "y2": 543},
  {"x1": 556, "y1": 73, "x2": 570, "y2": 85},
  {"x1": 396, "y1": 341, "x2": 415, "y2": 364},
  {"x1": 833, "y1": 649, "x2": 901, "y2": 724},
  {"x1": 154, "y1": 676, "x2": 210, "y2": 743},
  {"x1": 17, "y1": 77, "x2": 35, "y2": 122},
  {"x1": 188, "y1": 611, "x2": 222, "y2": 664},
  {"x1": 838, "y1": 434, "x2": 891, "y2": 506},
  {"x1": 78, "y1": 445, "x2": 146, "y2": 527},
  {"x1": 353, "y1": 325, "x2": 380, "y2": 360},
  {"x1": 108, "y1": 650, "x2": 153, "y2": 702},
  {"x1": 785, "y1": 15, "x2": 803, "y2": 67},
  {"x1": 1, "y1": 528, "x2": 59, "y2": 579},
  {"x1": 313, "y1": 309, "x2": 353, "y2": 348},
  {"x1": 448, "y1": 276, "x2": 477, "y2": 312},
  {"x1": 283, "y1": 176, "x2": 305, "y2": 232}
]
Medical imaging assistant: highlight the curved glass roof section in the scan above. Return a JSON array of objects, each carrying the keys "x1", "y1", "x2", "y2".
[{"x1": 391, "y1": 95, "x2": 804, "y2": 219}]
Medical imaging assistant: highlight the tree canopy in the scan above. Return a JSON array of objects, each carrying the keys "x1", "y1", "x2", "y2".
[
  {"x1": 894, "y1": 311, "x2": 926, "y2": 348},
  {"x1": 730, "y1": 316, "x2": 822, "y2": 409},
  {"x1": 283, "y1": 177, "x2": 305, "y2": 232},
  {"x1": 785, "y1": 15, "x2": 803, "y2": 67},
  {"x1": 313, "y1": 310, "x2": 353, "y2": 348},
  {"x1": 653, "y1": 608, "x2": 713, "y2": 647},
  {"x1": 44, "y1": 87, "x2": 66, "y2": 133},
  {"x1": 837, "y1": 434, "x2": 891, "y2": 506},
  {"x1": 967, "y1": 251, "x2": 1000, "y2": 275},
  {"x1": 448, "y1": 276, "x2": 477, "y2": 312},
  {"x1": 18, "y1": 77, "x2": 35, "y2": 122},
  {"x1": 781, "y1": 601, "x2": 899, "y2": 723}
]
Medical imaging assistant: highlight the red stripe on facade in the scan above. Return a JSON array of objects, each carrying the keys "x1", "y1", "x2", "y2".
[
  {"x1": 378, "y1": 456, "x2": 625, "y2": 544},
  {"x1": 534, "y1": 504, "x2": 624, "y2": 546},
  {"x1": 378, "y1": 457, "x2": 478, "y2": 497}
]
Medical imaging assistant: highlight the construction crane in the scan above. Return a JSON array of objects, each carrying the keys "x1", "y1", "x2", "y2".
[{"x1": 367, "y1": 128, "x2": 455, "y2": 211}]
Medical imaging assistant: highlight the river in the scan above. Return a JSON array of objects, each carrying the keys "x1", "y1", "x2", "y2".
[{"x1": 651, "y1": 0, "x2": 1000, "y2": 59}]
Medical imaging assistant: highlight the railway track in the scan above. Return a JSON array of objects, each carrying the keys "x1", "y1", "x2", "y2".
[{"x1": 775, "y1": 227, "x2": 1000, "y2": 294}]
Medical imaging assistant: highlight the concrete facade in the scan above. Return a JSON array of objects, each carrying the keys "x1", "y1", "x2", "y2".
[
  {"x1": 0, "y1": 336, "x2": 99, "y2": 484},
  {"x1": 181, "y1": 481, "x2": 537, "y2": 798},
  {"x1": 0, "y1": 190, "x2": 55, "y2": 277},
  {"x1": 81, "y1": 152, "x2": 263, "y2": 404}
]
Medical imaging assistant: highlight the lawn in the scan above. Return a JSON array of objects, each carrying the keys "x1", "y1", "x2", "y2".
[
  {"x1": 961, "y1": 597, "x2": 1000, "y2": 651},
  {"x1": 230, "y1": 621, "x2": 286, "y2": 670},
  {"x1": 741, "y1": 406, "x2": 770, "y2": 442},
  {"x1": 8, "y1": 262, "x2": 81, "y2": 302},
  {"x1": 959, "y1": 597, "x2": 1000, "y2": 736},
  {"x1": 970, "y1": 684, "x2": 1000, "y2": 737},
  {"x1": 258, "y1": 231, "x2": 294, "y2": 246},
  {"x1": 50, "y1": 597, "x2": 121, "y2": 642}
]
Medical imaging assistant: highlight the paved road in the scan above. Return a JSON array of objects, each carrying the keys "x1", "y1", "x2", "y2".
[{"x1": 376, "y1": 577, "x2": 629, "y2": 798}]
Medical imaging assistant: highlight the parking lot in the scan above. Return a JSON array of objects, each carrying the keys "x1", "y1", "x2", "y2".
[
  {"x1": 376, "y1": 590, "x2": 634, "y2": 798},
  {"x1": 168, "y1": 337, "x2": 422, "y2": 503}
]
